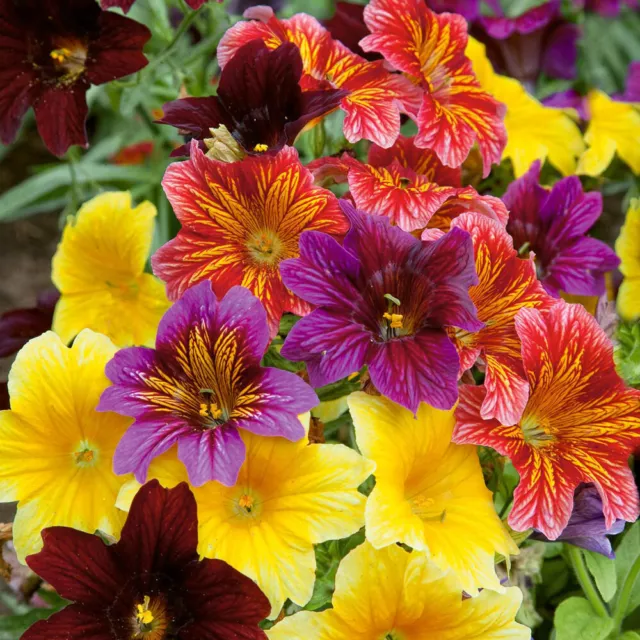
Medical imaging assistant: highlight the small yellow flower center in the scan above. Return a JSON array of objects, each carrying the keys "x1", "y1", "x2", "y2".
[
  {"x1": 49, "y1": 39, "x2": 88, "y2": 81},
  {"x1": 520, "y1": 414, "x2": 555, "y2": 448},
  {"x1": 409, "y1": 494, "x2": 447, "y2": 522},
  {"x1": 382, "y1": 312, "x2": 404, "y2": 329},
  {"x1": 253, "y1": 143, "x2": 269, "y2": 152},
  {"x1": 74, "y1": 442, "x2": 97, "y2": 468},
  {"x1": 136, "y1": 596, "x2": 154, "y2": 626},
  {"x1": 75, "y1": 449, "x2": 94, "y2": 464},
  {"x1": 132, "y1": 594, "x2": 169, "y2": 639},
  {"x1": 247, "y1": 230, "x2": 284, "y2": 266},
  {"x1": 238, "y1": 494, "x2": 254, "y2": 512},
  {"x1": 198, "y1": 389, "x2": 225, "y2": 425}
]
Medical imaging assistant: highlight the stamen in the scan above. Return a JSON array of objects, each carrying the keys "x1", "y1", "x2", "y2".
[
  {"x1": 136, "y1": 595, "x2": 154, "y2": 625},
  {"x1": 75, "y1": 448, "x2": 94, "y2": 465},
  {"x1": 238, "y1": 494, "x2": 254, "y2": 513},
  {"x1": 383, "y1": 312, "x2": 404, "y2": 329},
  {"x1": 50, "y1": 47, "x2": 71, "y2": 63},
  {"x1": 198, "y1": 389, "x2": 223, "y2": 421},
  {"x1": 253, "y1": 143, "x2": 269, "y2": 152}
]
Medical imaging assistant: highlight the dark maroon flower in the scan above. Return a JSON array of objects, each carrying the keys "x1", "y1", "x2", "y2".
[
  {"x1": 22, "y1": 480, "x2": 270, "y2": 640},
  {"x1": 0, "y1": 290, "x2": 58, "y2": 358},
  {"x1": 158, "y1": 39, "x2": 346, "y2": 158},
  {"x1": 101, "y1": 0, "x2": 210, "y2": 11},
  {"x1": 227, "y1": 0, "x2": 284, "y2": 16},
  {"x1": 425, "y1": 0, "x2": 480, "y2": 20},
  {"x1": 0, "y1": 0, "x2": 151, "y2": 156},
  {"x1": 324, "y1": 2, "x2": 381, "y2": 61},
  {"x1": 533, "y1": 484, "x2": 625, "y2": 558},
  {"x1": 280, "y1": 200, "x2": 482, "y2": 413},
  {"x1": 0, "y1": 382, "x2": 8, "y2": 411},
  {"x1": 503, "y1": 160, "x2": 619, "y2": 297}
]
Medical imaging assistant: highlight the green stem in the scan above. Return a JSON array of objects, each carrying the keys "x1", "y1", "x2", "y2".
[
  {"x1": 613, "y1": 553, "x2": 640, "y2": 633},
  {"x1": 568, "y1": 545, "x2": 609, "y2": 618}
]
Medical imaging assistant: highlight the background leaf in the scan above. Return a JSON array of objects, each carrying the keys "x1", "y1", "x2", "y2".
[
  {"x1": 585, "y1": 550, "x2": 617, "y2": 602},
  {"x1": 554, "y1": 597, "x2": 614, "y2": 640}
]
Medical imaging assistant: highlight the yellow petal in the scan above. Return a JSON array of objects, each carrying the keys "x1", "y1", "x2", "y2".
[
  {"x1": 618, "y1": 279, "x2": 640, "y2": 322},
  {"x1": 616, "y1": 199, "x2": 640, "y2": 279}
]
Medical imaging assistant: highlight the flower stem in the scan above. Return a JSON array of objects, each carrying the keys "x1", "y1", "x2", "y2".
[
  {"x1": 613, "y1": 553, "x2": 640, "y2": 633},
  {"x1": 567, "y1": 545, "x2": 609, "y2": 618}
]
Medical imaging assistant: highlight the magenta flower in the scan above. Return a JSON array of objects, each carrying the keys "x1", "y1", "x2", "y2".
[
  {"x1": 23, "y1": 481, "x2": 270, "y2": 640},
  {"x1": 98, "y1": 281, "x2": 318, "y2": 487},
  {"x1": 280, "y1": 200, "x2": 482, "y2": 413},
  {"x1": 503, "y1": 161, "x2": 619, "y2": 297}
]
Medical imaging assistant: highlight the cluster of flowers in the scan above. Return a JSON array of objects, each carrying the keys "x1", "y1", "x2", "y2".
[{"x1": 0, "y1": 0, "x2": 639, "y2": 638}]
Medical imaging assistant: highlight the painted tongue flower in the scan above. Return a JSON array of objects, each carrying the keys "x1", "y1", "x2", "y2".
[
  {"x1": 0, "y1": 0, "x2": 150, "y2": 156},
  {"x1": 454, "y1": 302, "x2": 640, "y2": 540},
  {"x1": 280, "y1": 200, "x2": 482, "y2": 413},
  {"x1": 267, "y1": 541, "x2": 529, "y2": 640},
  {"x1": 154, "y1": 144, "x2": 346, "y2": 337},
  {"x1": 323, "y1": 1, "x2": 382, "y2": 61},
  {"x1": 158, "y1": 40, "x2": 345, "y2": 159},
  {"x1": 101, "y1": 0, "x2": 209, "y2": 11},
  {"x1": 360, "y1": 0, "x2": 507, "y2": 175},
  {"x1": 22, "y1": 480, "x2": 270, "y2": 640},
  {"x1": 616, "y1": 198, "x2": 640, "y2": 321},
  {"x1": 503, "y1": 160, "x2": 619, "y2": 297},
  {"x1": 98, "y1": 281, "x2": 318, "y2": 487}
]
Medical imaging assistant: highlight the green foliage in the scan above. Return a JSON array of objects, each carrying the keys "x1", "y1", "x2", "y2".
[
  {"x1": 585, "y1": 550, "x2": 617, "y2": 603},
  {"x1": 554, "y1": 597, "x2": 615, "y2": 640},
  {"x1": 616, "y1": 322, "x2": 640, "y2": 388},
  {"x1": 613, "y1": 523, "x2": 640, "y2": 619}
]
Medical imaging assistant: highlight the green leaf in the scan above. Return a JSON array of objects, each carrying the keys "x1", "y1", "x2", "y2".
[
  {"x1": 502, "y1": 0, "x2": 549, "y2": 18},
  {"x1": 620, "y1": 632, "x2": 640, "y2": 640},
  {"x1": 0, "y1": 609, "x2": 54, "y2": 638},
  {"x1": 585, "y1": 550, "x2": 618, "y2": 602},
  {"x1": 554, "y1": 597, "x2": 614, "y2": 640},
  {"x1": 614, "y1": 523, "x2": 640, "y2": 617}
]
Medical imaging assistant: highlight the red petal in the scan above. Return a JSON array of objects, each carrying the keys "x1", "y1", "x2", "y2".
[{"x1": 21, "y1": 604, "x2": 113, "y2": 640}]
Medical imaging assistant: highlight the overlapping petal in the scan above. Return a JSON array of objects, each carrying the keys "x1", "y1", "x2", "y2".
[{"x1": 616, "y1": 198, "x2": 640, "y2": 321}]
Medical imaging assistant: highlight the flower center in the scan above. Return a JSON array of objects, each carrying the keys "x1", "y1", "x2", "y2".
[
  {"x1": 74, "y1": 442, "x2": 97, "y2": 467},
  {"x1": 50, "y1": 39, "x2": 87, "y2": 81},
  {"x1": 238, "y1": 494, "x2": 254, "y2": 512},
  {"x1": 380, "y1": 293, "x2": 408, "y2": 340},
  {"x1": 409, "y1": 494, "x2": 447, "y2": 522},
  {"x1": 520, "y1": 414, "x2": 555, "y2": 448},
  {"x1": 198, "y1": 389, "x2": 226, "y2": 427},
  {"x1": 131, "y1": 594, "x2": 169, "y2": 640},
  {"x1": 247, "y1": 230, "x2": 283, "y2": 266},
  {"x1": 233, "y1": 489, "x2": 261, "y2": 521},
  {"x1": 253, "y1": 143, "x2": 269, "y2": 152}
]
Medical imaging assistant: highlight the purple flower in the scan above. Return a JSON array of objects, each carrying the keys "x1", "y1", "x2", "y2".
[
  {"x1": 617, "y1": 61, "x2": 640, "y2": 102},
  {"x1": 578, "y1": 0, "x2": 639, "y2": 16},
  {"x1": 533, "y1": 484, "x2": 625, "y2": 557},
  {"x1": 98, "y1": 281, "x2": 318, "y2": 487},
  {"x1": 280, "y1": 200, "x2": 482, "y2": 413},
  {"x1": 503, "y1": 161, "x2": 619, "y2": 297},
  {"x1": 425, "y1": 0, "x2": 480, "y2": 21},
  {"x1": 542, "y1": 89, "x2": 589, "y2": 120}
]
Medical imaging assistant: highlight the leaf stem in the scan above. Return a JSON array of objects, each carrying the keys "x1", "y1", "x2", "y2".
[
  {"x1": 568, "y1": 545, "x2": 609, "y2": 618},
  {"x1": 613, "y1": 552, "x2": 640, "y2": 633}
]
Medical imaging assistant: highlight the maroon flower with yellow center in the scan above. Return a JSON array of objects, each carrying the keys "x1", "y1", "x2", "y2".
[
  {"x1": 153, "y1": 143, "x2": 346, "y2": 337},
  {"x1": 22, "y1": 480, "x2": 270, "y2": 640},
  {"x1": 0, "y1": 0, "x2": 150, "y2": 156}
]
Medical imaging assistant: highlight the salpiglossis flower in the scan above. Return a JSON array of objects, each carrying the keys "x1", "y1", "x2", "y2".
[
  {"x1": 616, "y1": 198, "x2": 640, "y2": 321},
  {"x1": 503, "y1": 161, "x2": 619, "y2": 298},
  {"x1": 0, "y1": 330, "x2": 131, "y2": 561},
  {"x1": 52, "y1": 192, "x2": 170, "y2": 348},
  {"x1": 360, "y1": 0, "x2": 507, "y2": 176},
  {"x1": 466, "y1": 37, "x2": 585, "y2": 177},
  {"x1": 217, "y1": 6, "x2": 420, "y2": 148},
  {"x1": 280, "y1": 201, "x2": 482, "y2": 413},
  {"x1": 159, "y1": 40, "x2": 345, "y2": 158},
  {"x1": 116, "y1": 421, "x2": 373, "y2": 618},
  {"x1": 0, "y1": 0, "x2": 150, "y2": 156},
  {"x1": 267, "y1": 542, "x2": 529, "y2": 640},
  {"x1": 101, "y1": 0, "x2": 208, "y2": 10},
  {"x1": 349, "y1": 392, "x2": 517, "y2": 594},
  {"x1": 447, "y1": 212, "x2": 555, "y2": 426},
  {"x1": 154, "y1": 144, "x2": 346, "y2": 336},
  {"x1": 454, "y1": 302, "x2": 640, "y2": 540},
  {"x1": 23, "y1": 481, "x2": 270, "y2": 640},
  {"x1": 98, "y1": 281, "x2": 318, "y2": 487}
]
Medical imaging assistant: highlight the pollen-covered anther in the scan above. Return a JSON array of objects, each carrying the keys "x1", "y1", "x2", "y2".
[
  {"x1": 50, "y1": 47, "x2": 71, "y2": 63},
  {"x1": 253, "y1": 143, "x2": 269, "y2": 152},
  {"x1": 74, "y1": 448, "x2": 94, "y2": 465},
  {"x1": 238, "y1": 494, "x2": 255, "y2": 513},
  {"x1": 136, "y1": 596, "x2": 154, "y2": 626},
  {"x1": 383, "y1": 312, "x2": 403, "y2": 329}
]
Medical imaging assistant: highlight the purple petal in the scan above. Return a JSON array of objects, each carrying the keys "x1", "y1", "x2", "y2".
[
  {"x1": 281, "y1": 309, "x2": 371, "y2": 388},
  {"x1": 543, "y1": 89, "x2": 589, "y2": 120},
  {"x1": 544, "y1": 187, "x2": 602, "y2": 244},
  {"x1": 542, "y1": 23, "x2": 580, "y2": 80},
  {"x1": 368, "y1": 330, "x2": 460, "y2": 413},
  {"x1": 177, "y1": 426, "x2": 245, "y2": 487}
]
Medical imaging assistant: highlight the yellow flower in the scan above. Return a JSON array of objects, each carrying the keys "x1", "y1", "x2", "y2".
[
  {"x1": 349, "y1": 392, "x2": 517, "y2": 595},
  {"x1": 0, "y1": 330, "x2": 131, "y2": 561},
  {"x1": 117, "y1": 418, "x2": 373, "y2": 618},
  {"x1": 52, "y1": 191, "x2": 170, "y2": 347},
  {"x1": 577, "y1": 90, "x2": 640, "y2": 176},
  {"x1": 466, "y1": 38, "x2": 584, "y2": 178},
  {"x1": 267, "y1": 541, "x2": 530, "y2": 640},
  {"x1": 616, "y1": 198, "x2": 640, "y2": 320}
]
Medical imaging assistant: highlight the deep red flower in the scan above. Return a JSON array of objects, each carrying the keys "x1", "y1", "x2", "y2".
[
  {"x1": 23, "y1": 480, "x2": 270, "y2": 639},
  {"x1": 0, "y1": 0, "x2": 150, "y2": 156},
  {"x1": 159, "y1": 39, "x2": 345, "y2": 158},
  {"x1": 324, "y1": 1, "x2": 381, "y2": 61},
  {"x1": 101, "y1": 0, "x2": 210, "y2": 11}
]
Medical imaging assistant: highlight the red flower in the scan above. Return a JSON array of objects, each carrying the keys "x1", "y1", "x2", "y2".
[
  {"x1": 0, "y1": 0, "x2": 150, "y2": 156},
  {"x1": 454, "y1": 302, "x2": 640, "y2": 540},
  {"x1": 111, "y1": 140, "x2": 154, "y2": 165},
  {"x1": 217, "y1": 7, "x2": 420, "y2": 148},
  {"x1": 154, "y1": 143, "x2": 346, "y2": 336},
  {"x1": 360, "y1": 0, "x2": 506, "y2": 175},
  {"x1": 23, "y1": 480, "x2": 269, "y2": 639}
]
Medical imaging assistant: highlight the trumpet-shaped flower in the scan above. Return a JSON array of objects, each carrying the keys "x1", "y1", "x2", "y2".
[
  {"x1": 52, "y1": 192, "x2": 170, "y2": 348},
  {"x1": 267, "y1": 542, "x2": 530, "y2": 640},
  {"x1": 23, "y1": 481, "x2": 269, "y2": 640},
  {"x1": 361, "y1": 0, "x2": 507, "y2": 176},
  {"x1": 503, "y1": 161, "x2": 619, "y2": 298},
  {"x1": 99, "y1": 281, "x2": 318, "y2": 488},
  {"x1": 102, "y1": 0, "x2": 207, "y2": 11},
  {"x1": 0, "y1": 330, "x2": 131, "y2": 561},
  {"x1": 454, "y1": 302, "x2": 640, "y2": 540},
  {"x1": 449, "y1": 212, "x2": 555, "y2": 425},
  {"x1": 0, "y1": 0, "x2": 150, "y2": 156},
  {"x1": 116, "y1": 422, "x2": 373, "y2": 619},
  {"x1": 466, "y1": 37, "x2": 584, "y2": 177},
  {"x1": 217, "y1": 7, "x2": 419, "y2": 148},
  {"x1": 159, "y1": 40, "x2": 345, "y2": 158},
  {"x1": 154, "y1": 144, "x2": 346, "y2": 336},
  {"x1": 349, "y1": 392, "x2": 517, "y2": 594},
  {"x1": 577, "y1": 89, "x2": 640, "y2": 176},
  {"x1": 616, "y1": 199, "x2": 640, "y2": 320},
  {"x1": 280, "y1": 200, "x2": 482, "y2": 413}
]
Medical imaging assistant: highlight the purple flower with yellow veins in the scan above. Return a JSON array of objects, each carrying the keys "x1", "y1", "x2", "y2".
[
  {"x1": 98, "y1": 281, "x2": 318, "y2": 487},
  {"x1": 280, "y1": 200, "x2": 482, "y2": 413}
]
